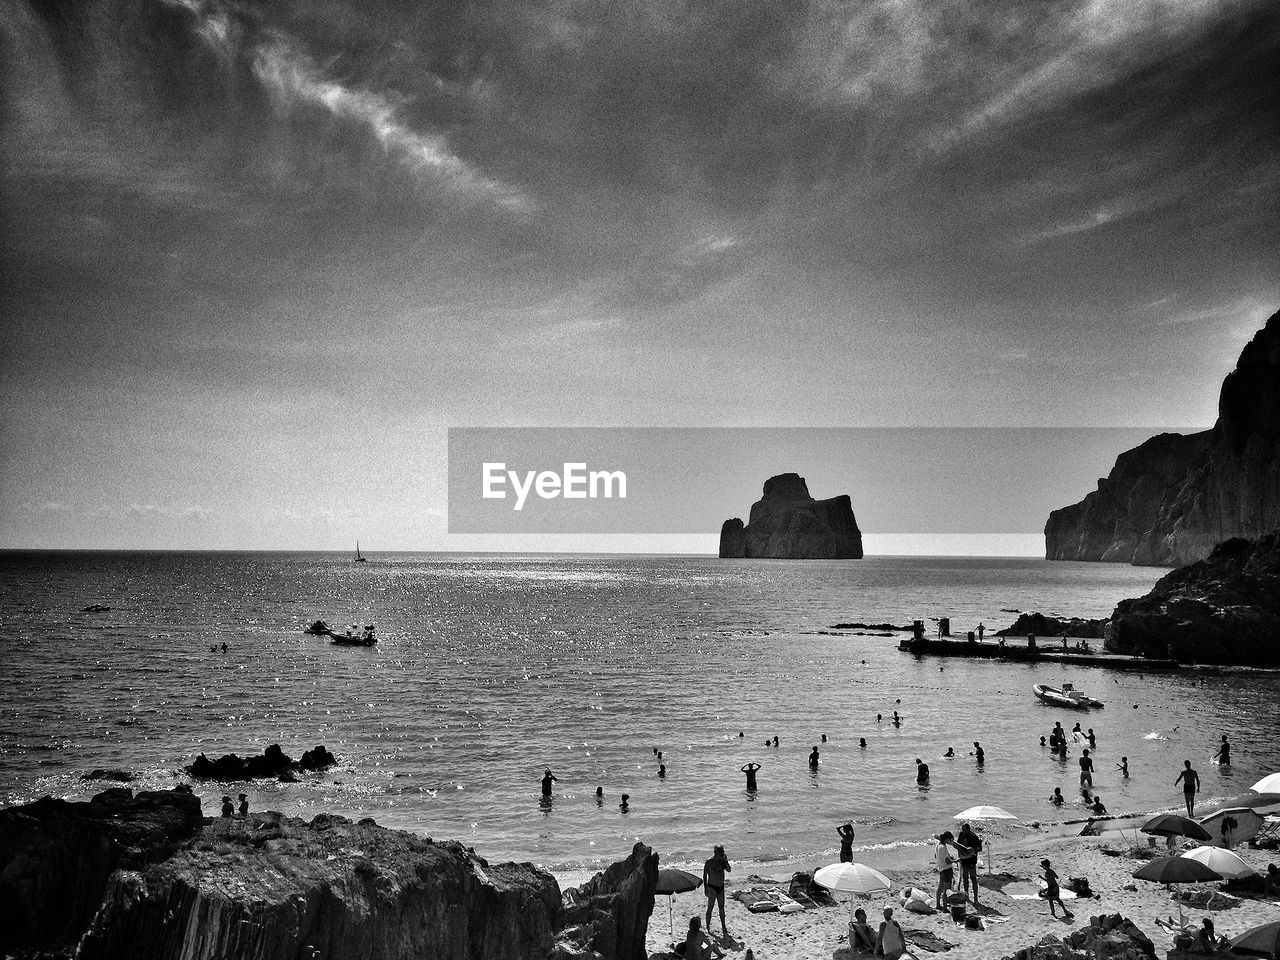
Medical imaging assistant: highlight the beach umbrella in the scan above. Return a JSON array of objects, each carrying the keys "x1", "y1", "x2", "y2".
[
  {"x1": 1250, "y1": 773, "x2": 1280, "y2": 795},
  {"x1": 1140, "y1": 814, "x2": 1212, "y2": 843},
  {"x1": 655, "y1": 869, "x2": 702, "y2": 935},
  {"x1": 1179, "y1": 846, "x2": 1255, "y2": 880},
  {"x1": 1198, "y1": 807, "x2": 1266, "y2": 848},
  {"x1": 1133, "y1": 855, "x2": 1222, "y2": 930},
  {"x1": 813, "y1": 861, "x2": 892, "y2": 918},
  {"x1": 954, "y1": 805, "x2": 1018, "y2": 872},
  {"x1": 1231, "y1": 920, "x2": 1280, "y2": 958}
]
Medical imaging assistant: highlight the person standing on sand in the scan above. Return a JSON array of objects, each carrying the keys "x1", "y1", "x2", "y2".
[
  {"x1": 1175, "y1": 760, "x2": 1201, "y2": 816},
  {"x1": 876, "y1": 906, "x2": 906, "y2": 960},
  {"x1": 703, "y1": 845, "x2": 731, "y2": 937},
  {"x1": 933, "y1": 831, "x2": 956, "y2": 909},
  {"x1": 541, "y1": 768, "x2": 558, "y2": 797},
  {"x1": 837, "y1": 823, "x2": 856, "y2": 862},
  {"x1": 1040, "y1": 859, "x2": 1074, "y2": 920},
  {"x1": 741, "y1": 762, "x2": 760, "y2": 792},
  {"x1": 955, "y1": 822, "x2": 981, "y2": 907}
]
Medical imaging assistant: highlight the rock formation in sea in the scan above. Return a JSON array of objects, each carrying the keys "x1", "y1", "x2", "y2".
[
  {"x1": 995, "y1": 612, "x2": 1107, "y2": 639},
  {"x1": 0, "y1": 787, "x2": 656, "y2": 960},
  {"x1": 187, "y1": 743, "x2": 337, "y2": 780},
  {"x1": 718, "y1": 473, "x2": 863, "y2": 559},
  {"x1": 1103, "y1": 531, "x2": 1280, "y2": 664},
  {"x1": 1045, "y1": 308, "x2": 1280, "y2": 566}
]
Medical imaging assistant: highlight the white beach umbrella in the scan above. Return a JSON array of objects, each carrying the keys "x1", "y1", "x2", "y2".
[
  {"x1": 1250, "y1": 773, "x2": 1280, "y2": 795},
  {"x1": 1179, "y1": 846, "x2": 1255, "y2": 880},
  {"x1": 954, "y1": 805, "x2": 1019, "y2": 872},
  {"x1": 813, "y1": 862, "x2": 892, "y2": 919}
]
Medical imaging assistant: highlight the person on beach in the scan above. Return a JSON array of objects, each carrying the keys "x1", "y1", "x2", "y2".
[
  {"x1": 849, "y1": 907, "x2": 876, "y2": 951},
  {"x1": 971, "y1": 742, "x2": 984, "y2": 765},
  {"x1": 1264, "y1": 863, "x2": 1280, "y2": 897},
  {"x1": 741, "y1": 762, "x2": 760, "y2": 792},
  {"x1": 677, "y1": 916, "x2": 724, "y2": 960},
  {"x1": 955, "y1": 822, "x2": 981, "y2": 907},
  {"x1": 916, "y1": 759, "x2": 930, "y2": 784},
  {"x1": 1175, "y1": 760, "x2": 1201, "y2": 816},
  {"x1": 933, "y1": 832, "x2": 956, "y2": 908},
  {"x1": 1214, "y1": 735, "x2": 1231, "y2": 766},
  {"x1": 876, "y1": 907, "x2": 906, "y2": 960},
  {"x1": 237, "y1": 793, "x2": 248, "y2": 817},
  {"x1": 220, "y1": 795, "x2": 233, "y2": 818},
  {"x1": 541, "y1": 769, "x2": 558, "y2": 797},
  {"x1": 809, "y1": 746, "x2": 820, "y2": 768},
  {"x1": 837, "y1": 823, "x2": 856, "y2": 862},
  {"x1": 703, "y1": 845, "x2": 731, "y2": 936},
  {"x1": 1195, "y1": 917, "x2": 1223, "y2": 953},
  {"x1": 1051, "y1": 787, "x2": 1065, "y2": 805},
  {"x1": 1079, "y1": 749, "x2": 1094, "y2": 788},
  {"x1": 1117, "y1": 756, "x2": 1129, "y2": 778},
  {"x1": 1040, "y1": 859, "x2": 1073, "y2": 920}
]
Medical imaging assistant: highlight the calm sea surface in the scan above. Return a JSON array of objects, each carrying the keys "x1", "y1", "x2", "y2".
[{"x1": 2, "y1": 552, "x2": 1277, "y2": 874}]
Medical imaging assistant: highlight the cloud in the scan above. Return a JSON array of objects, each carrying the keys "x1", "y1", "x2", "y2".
[{"x1": 125, "y1": 503, "x2": 214, "y2": 521}]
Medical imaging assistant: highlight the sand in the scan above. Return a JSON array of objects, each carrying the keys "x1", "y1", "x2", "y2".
[{"x1": 562, "y1": 821, "x2": 1280, "y2": 960}]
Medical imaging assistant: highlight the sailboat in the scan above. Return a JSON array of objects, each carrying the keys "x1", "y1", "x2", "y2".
[{"x1": 354, "y1": 542, "x2": 367, "y2": 563}]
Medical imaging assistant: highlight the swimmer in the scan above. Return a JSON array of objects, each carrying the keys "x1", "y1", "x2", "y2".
[
  {"x1": 943, "y1": 747, "x2": 955, "y2": 758},
  {"x1": 738, "y1": 731, "x2": 743, "y2": 738},
  {"x1": 971, "y1": 741, "x2": 984, "y2": 764},
  {"x1": 1050, "y1": 787, "x2": 1064, "y2": 805},
  {"x1": 809, "y1": 746, "x2": 820, "y2": 768},
  {"x1": 772, "y1": 736, "x2": 779, "y2": 747},
  {"x1": 1079, "y1": 748, "x2": 1094, "y2": 788},
  {"x1": 876, "y1": 714, "x2": 883, "y2": 722},
  {"x1": 1090, "y1": 795, "x2": 1107, "y2": 815},
  {"x1": 658, "y1": 763, "x2": 666, "y2": 778},
  {"x1": 859, "y1": 737, "x2": 867, "y2": 749},
  {"x1": 821, "y1": 734, "x2": 827, "y2": 743},
  {"x1": 1040, "y1": 736, "x2": 1047, "y2": 747},
  {"x1": 1086, "y1": 728, "x2": 1096, "y2": 749},
  {"x1": 1214, "y1": 735, "x2": 1231, "y2": 766},
  {"x1": 1117, "y1": 756, "x2": 1128, "y2": 777},
  {"x1": 595, "y1": 786, "x2": 603, "y2": 805},
  {"x1": 619, "y1": 793, "x2": 629, "y2": 811}
]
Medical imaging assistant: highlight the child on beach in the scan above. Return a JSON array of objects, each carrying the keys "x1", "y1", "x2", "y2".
[{"x1": 1040, "y1": 859, "x2": 1074, "y2": 920}]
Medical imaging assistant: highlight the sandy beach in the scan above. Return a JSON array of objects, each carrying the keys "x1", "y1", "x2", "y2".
[{"x1": 562, "y1": 818, "x2": 1280, "y2": 960}]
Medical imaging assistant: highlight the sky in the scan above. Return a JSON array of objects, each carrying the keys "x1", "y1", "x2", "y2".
[{"x1": 1, "y1": 0, "x2": 1277, "y2": 552}]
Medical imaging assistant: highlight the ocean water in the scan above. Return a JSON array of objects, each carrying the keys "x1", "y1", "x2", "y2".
[{"x1": 2, "y1": 552, "x2": 1277, "y2": 875}]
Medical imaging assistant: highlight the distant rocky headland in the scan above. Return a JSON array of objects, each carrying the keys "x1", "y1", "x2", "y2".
[
  {"x1": 1045, "y1": 308, "x2": 1279, "y2": 566},
  {"x1": 719, "y1": 473, "x2": 863, "y2": 559},
  {"x1": 0, "y1": 787, "x2": 656, "y2": 960}
]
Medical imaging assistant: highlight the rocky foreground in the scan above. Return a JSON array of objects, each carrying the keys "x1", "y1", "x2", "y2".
[
  {"x1": 1045, "y1": 308, "x2": 1280, "y2": 566},
  {"x1": 0, "y1": 787, "x2": 656, "y2": 960}
]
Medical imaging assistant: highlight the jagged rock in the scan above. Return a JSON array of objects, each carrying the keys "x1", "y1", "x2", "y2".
[
  {"x1": 831, "y1": 622, "x2": 915, "y2": 631},
  {"x1": 1004, "y1": 914, "x2": 1155, "y2": 960},
  {"x1": 76, "y1": 812, "x2": 561, "y2": 960},
  {"x1": 995, "y1": 613, "x2": 1107, "y2": 639},
  {"x1": 80, "y1": 768, "x2": 136, "y2": 782},
  {"x1": 719, "y1": 474, "x2": 863, "y2": 559},
  {"x1": 81, "y1": 604, "x2": 112, "y2": 613},
  {"x1": 1046, "y1": 309, "x2": 1280, "y2": 566},
  {"x1": 1104, "y1": 532, "x2": 1280, "y2": 664},
  {"x1": 556, "y1": 842, "x2": 657, "y2": 960},
  {"x1": 187, "y1": 743, "x2": 336, "y2": 780},
  {"x1": 0, "y1": 788, "x2": 203, "y2": 956}
]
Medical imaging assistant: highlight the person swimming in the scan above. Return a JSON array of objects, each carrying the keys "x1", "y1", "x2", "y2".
[
  {"x1": 859, "y1": 737, "x2": 867, "y2": 749},
  {"x1": 1090, "y1": 795, "x2": 1107, "y2": 815},
  {"x1": 619, "y1": 793, "x2": 630, "y2": 811},
  {"x1": 658, "y1": 763, "x2": 666, "y2": 778},
  {"x1": 943, "y1": 747, "x2": 955, "y2": 758},
  {"x1": 821, "y1": 734, "x2": 827, "y2": 743},
  {"x1": 1050, "y1": 787, "x2": 1064, "y2": 805}
]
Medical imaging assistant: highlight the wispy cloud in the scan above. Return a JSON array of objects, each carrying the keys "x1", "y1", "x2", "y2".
[{"x1": 125, "y1": 504, "x2": 214, "y2": 521}]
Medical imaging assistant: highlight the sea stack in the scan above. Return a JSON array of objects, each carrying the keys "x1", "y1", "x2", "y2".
[
  {"x1": 719, "y1": 473, "x2": 863, "y2": 559},
  {"x1": 1045, "y1": 308, "x2": 1280, "y2": 566}
]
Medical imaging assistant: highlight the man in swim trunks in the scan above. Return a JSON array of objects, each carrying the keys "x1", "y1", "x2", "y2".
[
  {"x1": 703, "y1": 845, "x2": 731, "y2": 936},
  {"x1": 809, "y1": 746, "x2": 820, "y2": 768},
  {"x1": 1215, "y1": 735, "x2": 1231, "y2": 766},
  {"x1": 933, "y1": 832, "x2": 955, "y2": 909},
  {"x1": 1079, "y1": 749, "x2": 1094, "y2": 788},
  {"x1": 1175, "y1": 759, "x2": 1200, "y2": 816}
]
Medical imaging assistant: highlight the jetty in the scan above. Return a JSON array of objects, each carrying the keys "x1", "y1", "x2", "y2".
[{"x1": 896, "y1": 636, "x2": 1179, "y2": 672}]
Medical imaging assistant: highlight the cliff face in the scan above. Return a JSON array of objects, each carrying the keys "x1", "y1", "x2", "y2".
[
  {"x1": 1046, "y1": 309, "x2": 1280, "y2": 566},
  {"x1": 1103, "y1": 532, "x2": 1280, "y2": 664},
  {"x1": 1, "y1": 788, "x2": 657, "y2": 960},
  {"x1": 719, "y1": 473, "x2": 863, "y2": 559}
]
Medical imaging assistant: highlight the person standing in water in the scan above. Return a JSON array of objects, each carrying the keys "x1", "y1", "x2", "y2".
[
  {"x1": 916, "y1": 758, "x2": 930, "y2": 784},
  {"x1": 971, "y1": 742, "x2": 984, "y2": 765},
  {"x1": 1175, "y1": 760, "x2": 1201, "y2": 816},
  {"x1": 837, "y1": 823, "x2": 856, "y2": 862},
  {"x1": 1079, "y1": 749, "x2": 1094, "y2": 789},
  {"x1": 541, "y1": 768, "x2": 558, "y2": 797},
  {"x1": 703, "y1": 845, "x2": 732, "y2": 937},
  {"x1": 741, "y1": 762, "x2": 760, "y2": 792},
  {"x1": 809, "y1": 746, "x2": 820, "y2": 768},
  {"x1": 1117, "y1": 756, "x2": 1129, "y2": 777},
  {"x1": 1214, "y1": 735, "x2": 1231, "y2": 766}
]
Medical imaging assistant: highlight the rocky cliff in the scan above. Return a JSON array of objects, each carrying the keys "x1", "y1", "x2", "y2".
[
  {"x1": 1045, "y1": 308, "x2": 1280, "y2": 566},
  {"x1": 1103, "y1": 531, "x2": 1280, "y2": 664},
  {"x1": 0, "y1": 788, "x2": 657, "y2": 960},
  {"x1": 719, "y1": 473, "x2": 863, "y2": 559}
]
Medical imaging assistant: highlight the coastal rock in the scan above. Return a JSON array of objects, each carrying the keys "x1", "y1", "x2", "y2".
[
  {"x1": 556, "y1": 842, "x2": 657, "y2": 960},
  {"x1": 1004, "y1": 914, "x2": 1155, "y2": 960},
  {"x1": 718, "y1": 474, "x2": 863, "y2": 559},
  {"x1": 995, "y1": 613, "x2": 1107, "y2": 639},
  {"x1": 80, "y1": 768, "x2": 136, "y2": 782},
  {"x1": 1103, "y1": 532, "x2": 1280, "y2": 664},
  {"x1": 1045, "y1": 309, "x2": 1280, "y2": 566},
  {"x1": 187, "y1": 743, "x2": 337, "y2": 780},
  {"x1": 76, "y1": 811, "x2": 562, "y2": 960},
  {"x1": 0, "y1": 788, "x2": 203, "y2": 956}
]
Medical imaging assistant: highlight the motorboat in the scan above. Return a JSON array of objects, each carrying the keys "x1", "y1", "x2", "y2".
[
  {"x1": 1034, "y1": 682, "x2": 1102, "y2": 709},
  {"x1": 332, "y1": 623, "x2": 376, "y2": 647}
]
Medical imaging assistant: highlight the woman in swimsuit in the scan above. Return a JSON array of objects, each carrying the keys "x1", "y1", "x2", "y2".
[
  {"x1": 837, "y1": 823, "x2": 856, "y2": 862},
  {"x1": 1040, "y1": 859, "x2": 1073, "y2": 919}
]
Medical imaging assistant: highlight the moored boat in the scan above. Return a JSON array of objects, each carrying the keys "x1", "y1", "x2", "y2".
[{"x1": 1033, "y1": 682, "x2": 1102, "y2": 709}]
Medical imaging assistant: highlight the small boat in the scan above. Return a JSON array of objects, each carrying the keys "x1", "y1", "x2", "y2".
[
  {"x1": 354, "y1": 542, "x2": 367, "y2": 563},
  {"x1": 332, "y1": 623, "x2": 376, "y2": 647},
  {"x1": 1034, "y1": 682, "x2": 1103, "y2": 709}
]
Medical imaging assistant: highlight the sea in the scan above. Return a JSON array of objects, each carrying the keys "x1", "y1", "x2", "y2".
[{"x1": 2, "y1": 552, "x2": 1277, "y2": 877}]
